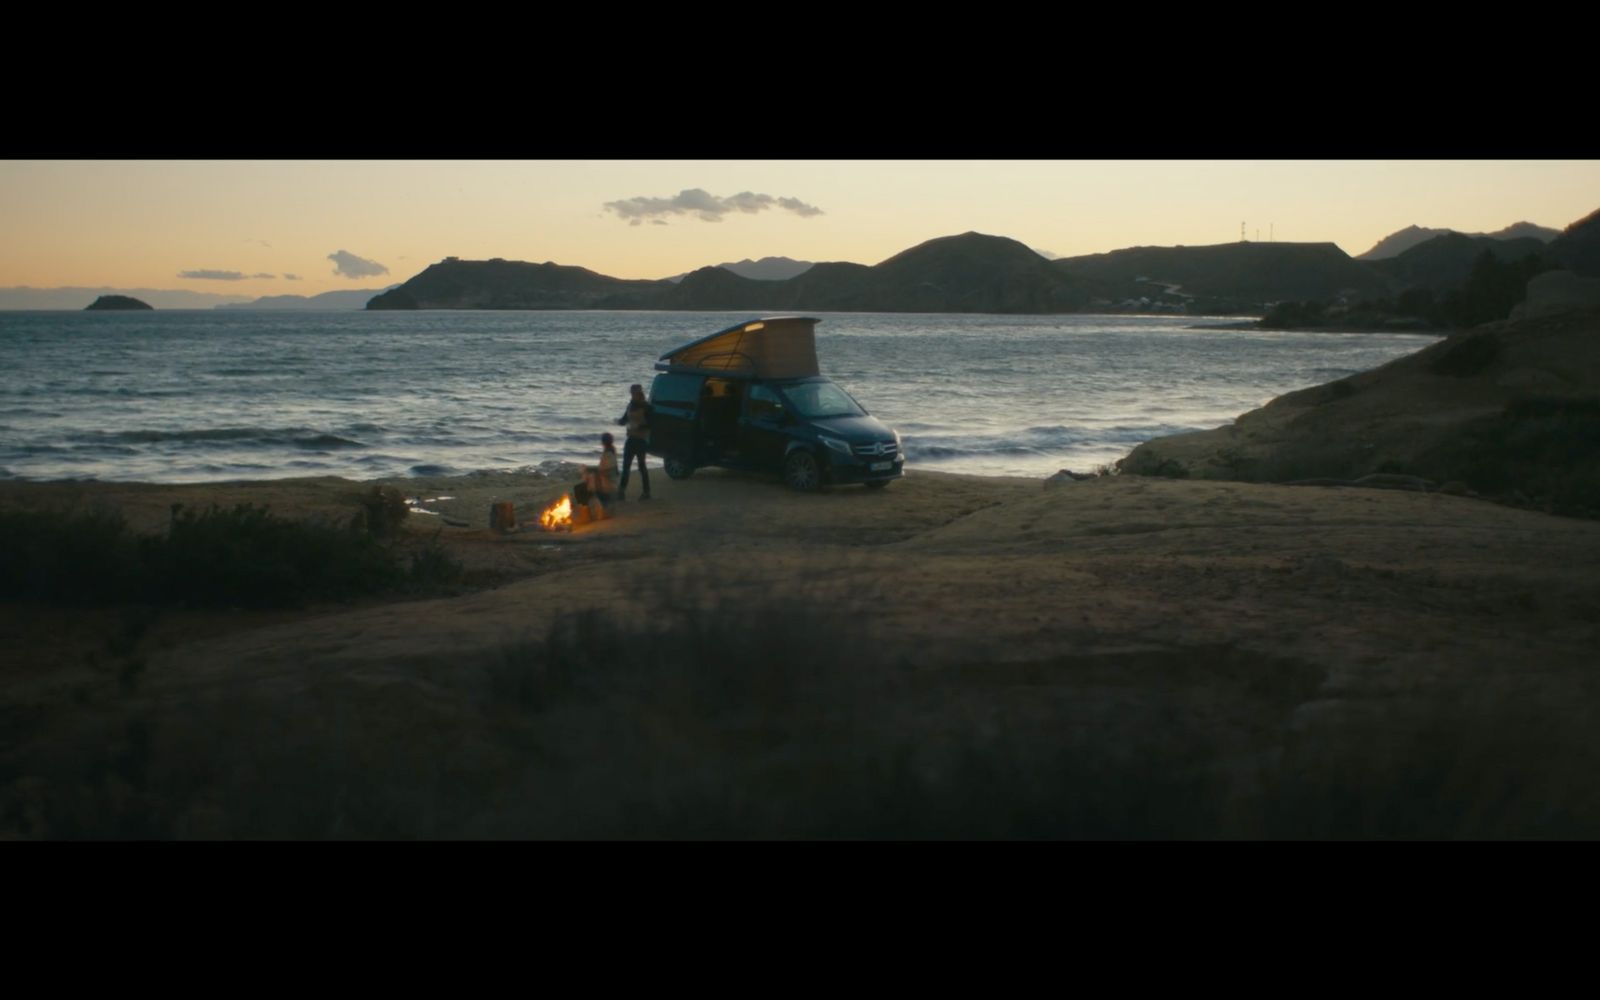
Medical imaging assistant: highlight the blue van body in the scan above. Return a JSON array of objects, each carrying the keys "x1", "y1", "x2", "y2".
[{"x1": 646, "y1": 318, "x2": 903, "y2": 491}]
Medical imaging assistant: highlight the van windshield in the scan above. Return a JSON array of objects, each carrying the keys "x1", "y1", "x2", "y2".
[{"x1": 780, "y1": 381, "x2": 865, "y2": 419}]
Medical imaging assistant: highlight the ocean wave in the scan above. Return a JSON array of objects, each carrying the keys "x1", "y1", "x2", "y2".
[
  {"x1": 103, "y1": 428, "x2": 270, "y2": 444},
  {"x1": 1098, "y1": 423, "x2": 1208, "y2": 440},
  {"x1": 294, "y1": 434, "x2": 367, "y2": 450},
  {"x1": 86, "y1": 445, "x2": 140, "y2": 456},
  {"x1": 80, "y1": 427, "x2": 370, "y2": 449},
  {"x1": 409, "y1": 464, "x2": 457, "y2": 477},
  {"x1": 911, "y1": 444, "x2": 1048, "y2": 459},
  {"x1": 904, "y1": 419, "x2": 1209, "y2": 460},
  {"x1": 105, "y1": 388, "x2": 190, "y2": 398}
]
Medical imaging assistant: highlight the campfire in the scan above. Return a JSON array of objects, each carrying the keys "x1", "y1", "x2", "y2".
[{"x1": 539, "y1": 494, "x2": 574, "y2": 531}]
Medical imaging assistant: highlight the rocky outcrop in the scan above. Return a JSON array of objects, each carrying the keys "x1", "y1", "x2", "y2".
[
  {"x1": 1510, "y1": 270, "x2": 1600, "y2": 320},
  {"x1": 1118, "y1": 308, "x2": 1600, "y2": 516}
]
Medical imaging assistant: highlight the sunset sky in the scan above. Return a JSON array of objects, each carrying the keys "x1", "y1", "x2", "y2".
[{"x1": 2, "y1": 160, "x2": 1595, "y2": 298}]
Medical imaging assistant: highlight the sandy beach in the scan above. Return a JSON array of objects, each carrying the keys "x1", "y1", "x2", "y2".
[{"x1": 6, "y1": 463, "x2": 1600, "y2": 838}]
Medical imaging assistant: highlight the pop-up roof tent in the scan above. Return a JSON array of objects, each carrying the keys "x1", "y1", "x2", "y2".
[{"x1": 655, "y1": 316, "x2": 821, "y2": 378}]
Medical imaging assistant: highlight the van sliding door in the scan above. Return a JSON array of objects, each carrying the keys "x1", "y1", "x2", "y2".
[{"x1": 647, "y1": 373, "x2": 703, "y2": 463}]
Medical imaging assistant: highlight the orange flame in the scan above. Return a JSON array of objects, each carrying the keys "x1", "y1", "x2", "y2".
[{"x1": 539, "y1": 494, "x2": 573, "y2": 531}]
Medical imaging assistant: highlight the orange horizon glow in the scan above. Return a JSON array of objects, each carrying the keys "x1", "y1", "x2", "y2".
[{"x1": 2, "y1": 160, "x2": 1596, "y2": 300}]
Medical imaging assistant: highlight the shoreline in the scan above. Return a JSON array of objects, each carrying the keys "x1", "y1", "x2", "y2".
[{"x1": 1190, "y1": 319, "x2": 1450, "y2": 335}]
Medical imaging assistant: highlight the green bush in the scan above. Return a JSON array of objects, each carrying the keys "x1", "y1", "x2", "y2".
[
  {"x1": 407, "y1": 538, "x2": 465, "y2": 592},
  {"x1": 0, "y1": 498, "x2": 463, "y2": 610},
  {"x1": 0, "y1": 506, "x2": 141, "y2": 604},
  {"x1": 145, "y1": 503, "x2": 402, "y2": 608},
  {"x1": 357, "y1": 486, "x2": 410, "y2": 540},
  {"x1": 1411, "y1": 397, "x2": 1600, "y2": 515}
]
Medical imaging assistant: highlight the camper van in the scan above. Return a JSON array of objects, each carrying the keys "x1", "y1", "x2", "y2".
[{"x1": 647, "y1": 317, "x2": 903, "y2": 491}]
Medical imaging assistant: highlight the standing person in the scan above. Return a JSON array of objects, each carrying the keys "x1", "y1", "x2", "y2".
[{"x1": 615, "y1": 383, "x2": 653, "y2": 501}]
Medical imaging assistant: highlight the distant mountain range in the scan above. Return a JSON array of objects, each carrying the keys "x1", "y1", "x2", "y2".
[
  {"x1": 664, "y1": 257, "x2": 815, "y2": 283},
  {"x1": 0, "y1": 287, "x2": 255, "y2": 310},
  {"x1": 1052, "y1": 241, "x2": 1390, "y2": 304},
  {"x1": 366, "y1": 258, "x2": 666, "y2": 310},
  {"x1": 1363, "y1": 213, "x2": 1600, "y2": 293},
  {"x1": 12, "y1": 214, "x2": 1593, "y2": 317},
  {"x1": 1548, "y1": 207, "x2": 1600, "y2": 277},
  {"x1": 0, "y1": 285, "x2": 397, "y2": 311},
  {"x1": 370, "y1": 231, "x2": 1436, "y2": 315},
  {"x1": 216, "y1": 286, "x2": 399, "y2": 310},
  {"x1": 368, "y1": 211, "x2": 1600, "y2": 317},
  {"x1": 1356, "y1": 222, "x2": 1562, "y2": 260},
  {"x1": 1366, "y1": 233, "x2": 1551, "y2": 292},
  {"x1": 371, "y1": 234, "x2": 1096, "y2": 313}
]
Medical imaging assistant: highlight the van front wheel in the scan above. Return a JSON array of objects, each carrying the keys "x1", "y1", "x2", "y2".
[
  {"x1": 783, "y1": 451, "x2": 820, "y2": 492},
  {"x1": 664, "y1": 457, "x2": 694, "y2": 480}
]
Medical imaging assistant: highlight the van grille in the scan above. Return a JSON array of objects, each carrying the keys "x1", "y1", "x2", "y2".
[{"x1": 853, "y1": 441, "x2": 898, "y2": 458}]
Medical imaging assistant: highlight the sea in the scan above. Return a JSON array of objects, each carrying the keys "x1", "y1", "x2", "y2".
[{"x1": 0, "y1": 310, "x2": 1440, "y2": 483}]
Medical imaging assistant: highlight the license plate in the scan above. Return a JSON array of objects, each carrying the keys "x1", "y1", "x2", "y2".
[{"x1": 870, "y1": 461, "x2": 891, "y2": 471}]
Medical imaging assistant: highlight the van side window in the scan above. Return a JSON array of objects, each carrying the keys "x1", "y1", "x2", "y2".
[
  {"x1": 651, "y1": 373, "x2": 703, "y2": 414},
  {"x1": 748, "y1": 384, "x2": 784, "y2": 422}
]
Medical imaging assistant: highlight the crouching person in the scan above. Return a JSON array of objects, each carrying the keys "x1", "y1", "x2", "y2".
[{"x1": 580, "y1": 432, "x2": 619, "y2": 520}]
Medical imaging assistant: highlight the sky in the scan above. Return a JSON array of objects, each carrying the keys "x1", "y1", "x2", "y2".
[{"x1": 1, "y1": 160, "x2": 1596, "y2": 298}]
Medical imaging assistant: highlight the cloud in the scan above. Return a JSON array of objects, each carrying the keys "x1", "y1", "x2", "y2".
[
  {"x1": 328, "y1": 250, "x2": 390, "y2": 279},
  {"x1": 604, "y1": 188, "x2": 824, "y2": 225},
  {"x1": 179, "y1": 269, "x2": 278, "y2": 280},
  {"x1": 777, "y1": 196, "x2": 824, "y2": 218},
  {"x1": 283, "y1": 273, "x2": 301, "y2": 281},
  {"x1": 1033, "y1": 248, "x2": 1060, "y2": 260}
]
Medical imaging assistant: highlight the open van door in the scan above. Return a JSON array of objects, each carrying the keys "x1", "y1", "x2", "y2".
[{"x1": 648, "y1": 372, "x2": 704, "y2": 477}]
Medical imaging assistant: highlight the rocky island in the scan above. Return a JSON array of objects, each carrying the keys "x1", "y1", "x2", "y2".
[{"x1": 85, "y1": 295, "x2": 153, "y2": 311}]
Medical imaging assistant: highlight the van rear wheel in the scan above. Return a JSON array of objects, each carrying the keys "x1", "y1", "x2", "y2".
[
  {"x1": 783, "y1": 451, "x2": 820, "y2": 492},
  {"x1": 664, "y1": 457, "x2": 694, "y2": 480}
]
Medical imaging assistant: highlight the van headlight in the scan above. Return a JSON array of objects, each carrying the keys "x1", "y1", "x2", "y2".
[{"x1": 820, "y1": 436, "x2": 853, "y2": 456}]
